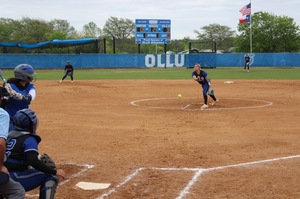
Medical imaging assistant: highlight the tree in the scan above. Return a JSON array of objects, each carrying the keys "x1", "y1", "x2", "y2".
[
  {"x1": 235, "y1": 12, "x2": 300, "y2": 52},
  {"x1": 194, "y1": 23, "x2": 235, "y2": 52},
  {"x1": 102, "y1": 17, "x2": 135, "y2": 39},
  {"x1": 82, "y1": 22, "x2": 101, "y2": 38},
  {"x1": 0, "y1": 18, "x2": 15, "y2": 41},
  {"x1": 49, "y1": 19, "x2": 77, "y2": 39},
  {"x1": 18, "y1": 17, "x2": 53, "y2": 43}
]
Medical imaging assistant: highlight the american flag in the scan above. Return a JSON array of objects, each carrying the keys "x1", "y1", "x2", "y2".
[{"x1": 240, "y1": 3, "x2": 251, "y2": 16}]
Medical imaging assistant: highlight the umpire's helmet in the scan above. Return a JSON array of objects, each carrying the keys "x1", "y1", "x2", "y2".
[
  {"x1": 14, "y1": 64, "x2": 35, "y2": 82},
  {"x1": 13, "y1": 109, "x2": 38, "y2": 134}
]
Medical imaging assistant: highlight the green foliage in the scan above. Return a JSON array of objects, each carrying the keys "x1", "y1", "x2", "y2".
[
  {"x1": 102, "y1": 17, "x2": 135, "y2": 39},
  {"x1": 114, "y1": 38, "x2": 136, "y2": 54},
  {"x1": 1, "y1": 13, "x2": 299, "y2": 54},
  {"x1": 19, "y1": 17, "x2": 52, "y2": 43},
  {"x1": 0, "y1": 18, "x2": 15, "y2": 41},
  {"x1": 168, "y1": 39, "x2": 190, "y2": 53},
  {"x1": 236, "y1": 12, "x2": 300, "y2": 52},
  {"x1": 194, "y1": 23, "x2": 235, "y2": 52},
  {"x1": 0, "y1": 17, "x2": 80, "y2": 53},
  {"x1": 82, "y1": 22, "x2": 102, "y2": 38},
  {"x1": 49, "y1": 19, "x2": 75, "y2": 37}
]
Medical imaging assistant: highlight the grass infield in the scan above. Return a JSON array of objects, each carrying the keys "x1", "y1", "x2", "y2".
[{"x1": 2, "y1": 67, "x2": 300, "y2": 80}]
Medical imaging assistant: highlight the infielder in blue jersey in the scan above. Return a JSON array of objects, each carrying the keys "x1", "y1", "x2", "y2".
[
  {"x1": 4, "y1": 109, "x2": 65, "y2": 199},
  {"x1": 244, "y1": 54, "x2": 251, "y2": 72},
  {"x1": 0, "y1": 87, "x2": 25, "y2": 199},
  {"x1": 192, "y1": 63, "x2": 218, "y2": 110},
  {"x1": 4, "y1": 64, "x2": 36, "y2": 132},
  {"x1": 60, "y1": 61, "x2": 74, "y2": 83}
]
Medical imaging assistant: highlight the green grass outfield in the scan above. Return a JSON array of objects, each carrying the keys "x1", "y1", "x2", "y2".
[{"x1": 2, "y1": 67, "x2": 300, "y2": 80}]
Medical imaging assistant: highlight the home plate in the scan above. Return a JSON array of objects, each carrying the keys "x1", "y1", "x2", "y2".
[{"x1": 76, "y1": 182, "x2": 111, "y2": 190}]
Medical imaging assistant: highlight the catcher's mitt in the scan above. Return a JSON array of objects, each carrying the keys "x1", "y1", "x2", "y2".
[{"x1": 38, "y1": 153, "x2": 57, "y2": 170}]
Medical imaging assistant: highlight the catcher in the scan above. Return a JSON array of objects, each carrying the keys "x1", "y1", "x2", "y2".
[
  {"x1": 192, "y1": 63, "x2": 218, "y2": 110},
  {"x1": 59, "y1": 61, "x2": 74, "y2": 83},
  {"x1": 4, "y1": 109, "x2": 65, "y2": 199}
]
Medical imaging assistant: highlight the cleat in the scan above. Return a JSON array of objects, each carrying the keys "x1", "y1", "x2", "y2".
[
  {"x1": 201, "y1": 104, "x2": 209, "y2": 110},
  {"x1": 211, "y1": 99, "x2": 219, "y2": 106},
  {"x1": 59, "y1": 80, "x2": 62, "y2": 83},
  {"x1": 71, "y1": 81, "x2": 74, "y2": 83}
]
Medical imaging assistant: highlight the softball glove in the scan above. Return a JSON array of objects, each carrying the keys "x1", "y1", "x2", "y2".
[{"x1": 38, "y1": 153, "x2": 57, "y2": 170}]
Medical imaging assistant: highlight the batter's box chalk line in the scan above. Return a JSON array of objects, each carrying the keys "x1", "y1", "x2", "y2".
[
  {"x1": 26, "y1": 162, "x2": 95, "y2": 198},
  {"x1": 130, "y1": 97, "x2": 273, "y2": 111},
  {"x1": 97, "y1": 154, "x2": 300, "y2": 199}
]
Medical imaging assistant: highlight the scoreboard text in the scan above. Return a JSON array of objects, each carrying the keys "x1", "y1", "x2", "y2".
[{"x1": 135, "y1": 19, "x2": 171, "y2": 44}]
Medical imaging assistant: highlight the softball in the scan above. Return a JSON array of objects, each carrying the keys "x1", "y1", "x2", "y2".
[{"x1": 177, "y1": 94, "x2": 182, "y2": 98}]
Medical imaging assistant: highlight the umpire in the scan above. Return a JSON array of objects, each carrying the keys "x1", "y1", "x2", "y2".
[{"x1": 0, "y1": 86, "x2": 25, "y2": 199}]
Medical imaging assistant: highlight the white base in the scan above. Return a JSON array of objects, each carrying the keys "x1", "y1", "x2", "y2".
[
  {"x1": 76, "y1": 181, "x2": 111, "y2": 190},
  {"x1": 224, "y1": 81, "x2": 234, "y2": 84}
]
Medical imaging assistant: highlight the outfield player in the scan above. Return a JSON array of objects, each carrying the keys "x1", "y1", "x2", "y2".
[
  {"x1": 60, "y1": 61, "x2": 74, "y2": 83},
  {"x1": 4, "y1": 109, "x2": 65, "y2": 199},
  {"x1": 0, "y1": 87, "x2": 25, "y2": 199},
  {"x1": 4, "y1": 64, "x2": 36, "y2": 132},
  {"x1": 192, "y1": 63, "x2": 218, "y2": 110},
  {"x1": 244, "y1": 54, "x2": 250, "y2": 72}
]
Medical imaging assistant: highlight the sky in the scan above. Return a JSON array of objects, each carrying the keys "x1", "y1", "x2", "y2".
[{"x1": 1, "y1": 0, "x2": 300, "y2": 40}]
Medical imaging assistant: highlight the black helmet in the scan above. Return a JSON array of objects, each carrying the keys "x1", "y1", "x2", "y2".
[{"x1": 14, "y1": 64, "x2": 35, "y2": 82}]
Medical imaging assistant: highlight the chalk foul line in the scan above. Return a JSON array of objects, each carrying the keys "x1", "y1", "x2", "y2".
[{"x1": 97, "y1": 154, "x2": 300, "y2": 199}]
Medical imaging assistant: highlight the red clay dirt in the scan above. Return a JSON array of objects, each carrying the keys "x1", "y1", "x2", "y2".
[{"x1": 27, "y1": 79, "x2": 300, "y2": 199}]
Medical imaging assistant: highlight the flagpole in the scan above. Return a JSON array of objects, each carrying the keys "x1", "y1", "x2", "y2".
[{"x1": 250, "y1": 0, "x2": 252, "y2": 53}]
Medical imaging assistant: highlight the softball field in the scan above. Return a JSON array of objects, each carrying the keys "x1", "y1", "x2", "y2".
[{"x1": 28, "y1": 79, "x2": 300, "y2": 199}]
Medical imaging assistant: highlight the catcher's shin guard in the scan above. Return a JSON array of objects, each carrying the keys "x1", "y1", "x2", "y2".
[{"x1": 39, "y1": 176, "x2": 58, "y2": 199}]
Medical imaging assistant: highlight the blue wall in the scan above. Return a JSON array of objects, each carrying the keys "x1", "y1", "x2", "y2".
[
  {"x1": 217, "y1": 53, "x2": 300, "y2": 67},
  {"x1": 0, "y1": 53, "x2": 299, "y2": 69}
]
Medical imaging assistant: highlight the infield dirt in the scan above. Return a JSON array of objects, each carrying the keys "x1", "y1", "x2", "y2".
[{"x1": 28, "y1": 80, "x2": 300, "y2": 199}]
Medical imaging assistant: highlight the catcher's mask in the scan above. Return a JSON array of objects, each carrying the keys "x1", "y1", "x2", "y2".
[
  {"x1": 14, "y1": 64, "x2": 37, "y2": 82},
  {"x1": 0, "y1": 87, "x2": 9, "y2": 108},
  {"x1": 13, "y1": 109, "x2": 38, "y2": 134}
]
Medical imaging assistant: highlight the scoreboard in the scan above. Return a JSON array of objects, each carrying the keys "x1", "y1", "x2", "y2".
[{"x1": 135, "y1": 19, "x2": 171, "y2": 44}]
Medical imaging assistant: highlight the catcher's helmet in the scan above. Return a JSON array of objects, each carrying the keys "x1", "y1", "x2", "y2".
[
  {"x1": 14, "y1": 64, "x2": 35, "y2": 82},
  {"x1": 13, "y1": 109, "x2": 38, "y2": 134}
]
